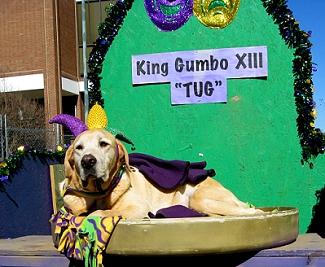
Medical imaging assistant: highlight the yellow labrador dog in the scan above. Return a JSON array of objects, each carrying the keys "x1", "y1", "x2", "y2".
[{"x1": 61, "y1": 129, "x2": 262, "y2": 218}]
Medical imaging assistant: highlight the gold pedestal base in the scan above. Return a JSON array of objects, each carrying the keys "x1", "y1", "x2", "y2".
[{"x1": 105, "y1": 207, "x2": 298, "y2": 256}]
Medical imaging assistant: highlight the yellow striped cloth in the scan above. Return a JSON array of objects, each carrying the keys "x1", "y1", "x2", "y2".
[{"x1": 50, "y1": 207, "x2": 123, "y2": 267}]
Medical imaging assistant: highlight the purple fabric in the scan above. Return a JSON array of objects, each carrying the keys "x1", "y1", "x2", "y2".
[
  {"x1": 129, "y1": 153, "x2": 215, "y2": 190},
  {"x1": 148, "y1": 205, "x2": 205, "y2": 218}
]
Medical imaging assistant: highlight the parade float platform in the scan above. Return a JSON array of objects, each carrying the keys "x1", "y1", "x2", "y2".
[
  {"x1": 103, "y1": 207, "x2": 298, "y2": 256},
  {"x1": 2, "y1": 206, "x2": 321, "y2": 266}
]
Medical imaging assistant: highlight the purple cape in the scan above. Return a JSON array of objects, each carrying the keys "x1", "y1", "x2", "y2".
[{"x1": 129, "y1": 153, "x2": 216, "y2": 190}]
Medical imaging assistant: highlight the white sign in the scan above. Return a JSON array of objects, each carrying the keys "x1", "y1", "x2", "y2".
[{"x1": 132, "y1": 46, "x2": 268, "y2": 105}]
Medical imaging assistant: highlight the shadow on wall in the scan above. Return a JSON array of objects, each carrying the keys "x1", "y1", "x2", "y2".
[{"x1": 307, "y1": 185, "x2": 325, "y2": 237}]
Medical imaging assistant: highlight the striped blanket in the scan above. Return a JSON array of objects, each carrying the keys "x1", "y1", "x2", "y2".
[{"x1": 50, "y1": 207, "x2": 122, "y2": 267}]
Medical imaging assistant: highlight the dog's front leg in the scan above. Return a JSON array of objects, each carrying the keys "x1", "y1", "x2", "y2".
[
  {"x1": 90, "y1": 191, "x2": 151, "y2": 219},
  {"x1": 89, "y1": 205, "x2": 149, "y2": 219},
  {"x1": 88, "y1": 209, "x2": 124, "y2": 218}
]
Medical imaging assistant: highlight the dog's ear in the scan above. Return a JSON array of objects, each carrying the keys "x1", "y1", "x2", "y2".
[
  {"x1": 117, "y1": 140, "x2": 131, "y2": 171},
  {"x1": 64, "y1": 144, "x2": 75, "y2": 178}
]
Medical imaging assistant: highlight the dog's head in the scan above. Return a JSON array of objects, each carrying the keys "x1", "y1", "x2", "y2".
[{"x1": 64, "y1": 129, "x2": 130, "y2": 191}]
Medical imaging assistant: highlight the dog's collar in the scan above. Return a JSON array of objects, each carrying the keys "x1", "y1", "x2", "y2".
[{"x1": 61, "y1": 169, "x2": 124, "y2": 199}]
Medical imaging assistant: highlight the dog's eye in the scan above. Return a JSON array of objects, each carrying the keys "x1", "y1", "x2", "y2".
[
  {"x1": 100, "y1": 141, "x2": 109, "y2": 148},
  {"x1": 76, "y1": 145, "x2": 83, "y2": 150}
]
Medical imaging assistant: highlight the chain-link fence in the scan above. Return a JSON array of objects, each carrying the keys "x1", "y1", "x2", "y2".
[{"x1": 0, "y1": 114, "x2": 74, "y2": 160}]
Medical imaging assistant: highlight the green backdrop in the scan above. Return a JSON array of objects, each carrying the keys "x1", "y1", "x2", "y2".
[{"x1": 99, "y1": 0, "x2": 325, "y2": 233}]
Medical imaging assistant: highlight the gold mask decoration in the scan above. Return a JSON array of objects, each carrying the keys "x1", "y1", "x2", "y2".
[{"x1": 193, "y1": 0, "x2": 241, "y2": 28}]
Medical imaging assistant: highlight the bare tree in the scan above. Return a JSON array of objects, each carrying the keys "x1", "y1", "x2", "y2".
[
  {"x1": 0, "y1": 92, "x2": 45, "y2": 129},
  {"x1": 0, "y1": 90, "x2": 46, "y2": 154}
]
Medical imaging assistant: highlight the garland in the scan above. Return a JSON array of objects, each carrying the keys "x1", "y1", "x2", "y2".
[
  {"x1": 88, "y1": 0, "x2": 134, "y2": 108},
  {"x1": 262, "y1": 0, "x2": 324, "y2": 167},
  {"x1": 0, "y1": 145, "x2": 65, "y2": 192}
]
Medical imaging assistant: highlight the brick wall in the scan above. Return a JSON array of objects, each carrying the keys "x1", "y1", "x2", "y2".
[
  {"x1": 58, "y1": 0, "x2": 79, "y2": 80},
  {"x1": 0, "y1": 0, "x2": 46, "y2": 76},
  {"x1": 43, "y1": 0, "x2": 62, "y2": 126},
  {"x1": 0, "y1": 0, "x2": 80, "y2": 128}
]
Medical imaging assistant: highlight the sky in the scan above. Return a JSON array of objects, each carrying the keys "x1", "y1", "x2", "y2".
[{"x1": 287, "y1": 0, "x2": 325, "y2": 131}]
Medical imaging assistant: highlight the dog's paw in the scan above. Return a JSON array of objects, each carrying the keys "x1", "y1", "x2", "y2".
[
  {"x1": 247, "y1": 208, "x2": 264, "y2": 215},
  {"x1": 89, "y1": 209, "x2": 121, "y2": 218}
]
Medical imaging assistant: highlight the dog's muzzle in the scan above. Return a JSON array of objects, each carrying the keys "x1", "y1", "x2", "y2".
[
  {"x1": 81, "y1": 154, "x2": 97, "y2": 169},
  {"x1": 80, "y1": 154, "x2": 105, "y2": 191}
]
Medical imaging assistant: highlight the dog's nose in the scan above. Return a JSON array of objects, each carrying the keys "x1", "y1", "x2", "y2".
[{"x1": 81, "y1": 154, "x2": 97, "y2": 169}]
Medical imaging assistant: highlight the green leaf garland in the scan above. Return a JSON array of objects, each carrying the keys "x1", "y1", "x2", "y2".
[
  {"x1": 88, "y1": 0, "x2": 134, "y2": 108},
  {"x1": 0, "y1": 145, "x2": 65, "y2": 193},
  {"x1": 262, "y1": 0, "x2": 324, "y2": 167}
]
